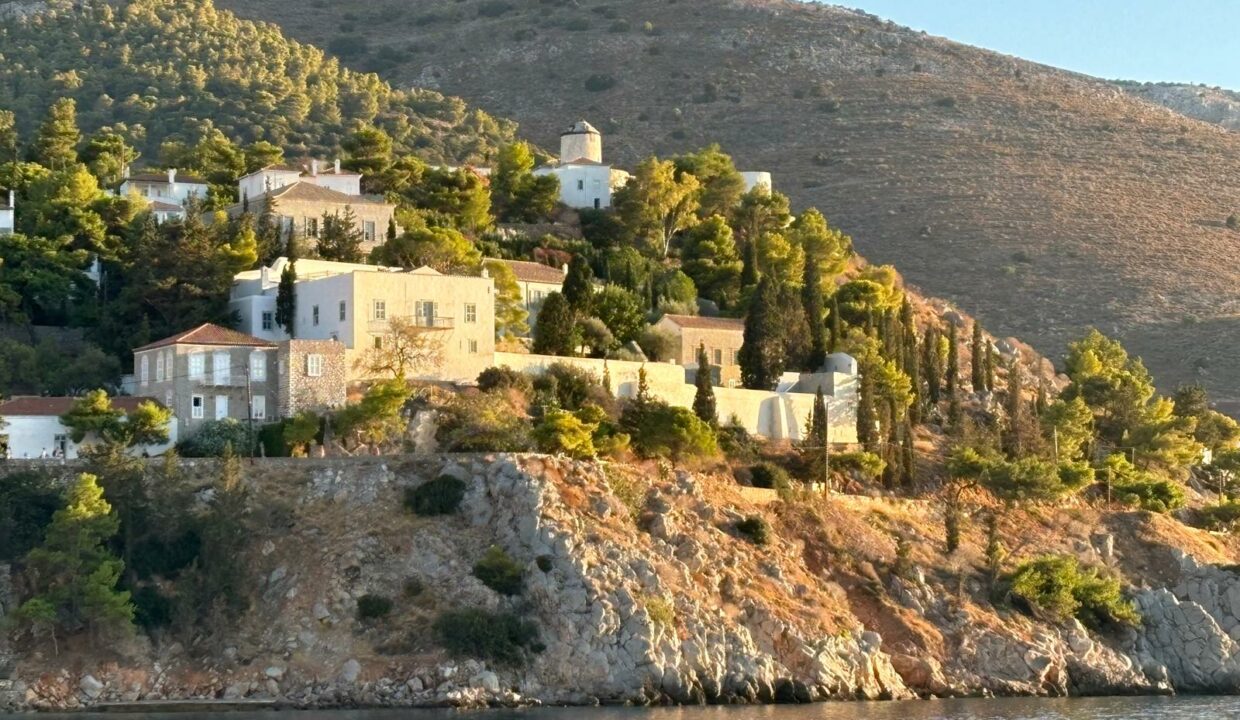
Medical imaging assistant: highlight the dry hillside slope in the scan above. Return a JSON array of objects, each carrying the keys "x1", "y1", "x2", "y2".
[{"x1": 220, "y1": 0, "x2": 1240, "y2": 407}]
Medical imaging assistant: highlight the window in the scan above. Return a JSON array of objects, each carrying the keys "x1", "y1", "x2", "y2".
[
  {"x1": 189, "y1": 352, "x2": 205, "y2": 380},
  {"x1": 164, "y1": 390, "x2": 173, "y2": 408},
  {"x1": 363, "y1": 220, "x2": 376, "y2": 242},
  {"x1": 713, "y1": 349, "x2": 723, "y2": 366},
  {"x1": 304, "y1": 217, "x2": 319, "y2": 237},
  {"x1": 468, "y1": 339, "x2": 479, "y2": 354},
  {"x1": 250, "y1": 351, "x2": 267, "y2": 381},
  {"x1": 215, "y1": 395, "x2": 229, "y2": 420},
  {"x1": 415, "y1": 300, "x2": 438, "y2": 326},
  {"x1": 212, "y1": 350, "x2": 230, "y2": 385},
  {"x1": 373, "y1": 300, "x2": 386, "y2": 320},
  {"x1": 191, "y1": 395, "x2": 204, "y2": 419},
  {"x1": 140, "y1": 356, "x2": 149, "y2": 384},
  {"x1": 261, "y1": 311, "x2": 274, "y2": 331},
  {"x1": 155, "y1": 354, "x2": 165, "y2": 382},
  {"x1": 251, "y1": 394, "x2": 266, "y2": 420},
  {"x1": 464, "y1": 303, "x2": 477, "y2": 323},
  {"x1": 729, "y1": 349, "x2": 738, "y2": 366},
  {"x1": 339, "y1": 300, "x2": 347, "y2": 321},
  {"x1": 577, "y1": 179, "x2": 584, "y2": 190},
  {"x1": 312, "y1": 304, "x2": 320, "y2": 326},
  {"x1": 166, "y1": 350, "x2": 174, "y2": 379},
  {"x1": 306, "y1": 354, "x2": 324, "y2": 377},
  {"x1": 373, "y1": 336, "x2": 382, "y2": 349}
]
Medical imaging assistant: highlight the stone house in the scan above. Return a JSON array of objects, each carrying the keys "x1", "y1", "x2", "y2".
[
  {"x1": 0, "y1": 396, "x2": 176, "y2": 459},
  {"x1": 231, "y1": 258, "x2": 495, "y2": 384},
  {"x1": 653, "y1": 314, "x2": 747, "y2": 387},
  {"x1": 494, "y1": 259, "x2": 566, "y2": 330},
  {"x1": 227, "y1": 182, "x2": 396, "y2": 255},
  {"x1": 118, "y1": 167, "x2": 209, "y2": 221},
  {"x1": 133, "y1": 323, "x2": 345, "y2": 438}
]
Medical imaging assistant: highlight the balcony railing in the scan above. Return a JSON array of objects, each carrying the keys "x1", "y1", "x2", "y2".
[{"x1": 367, "y1": 315, "x2": 455, "y2": 332}]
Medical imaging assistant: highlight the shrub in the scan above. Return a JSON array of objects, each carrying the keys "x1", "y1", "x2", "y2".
[
  {"x1": 477, "y1": 366, "x2": 532, "y2": 395},
  {"x1": 1008, "y1": 555, "x2": 1140, "y2": 630},
  {"x1": 473, "y1": 545, "x2": 525, "y2": 595},
  {"x1": 642, "y1": 595, "x2": 675, "y2": 629},
  {"x1": 748, "y1": 462, "x2": 791, "y2": 491},
  {"x1": 983, "y1": 457, "x2": 1090, "y2": 503},
  {"x1": 402, "y1": 577, "x2": 425, "y2": 598},
  {"x1": 436, "y1": 391, "x2": 533, "y2": 452},
  {"x1": 1199, "y1": 501, "x2": 1240, "y2": 531},
  {"x1": 637, "y1": 327, "x2": 677, "y2": 362},
  {"x1": 357, "y1": 594, "x2": 394, "y2": 620},
  {"x1": 282, "y1": 411, "x2": 321, "y2": 456},
  {"x1": 176, "y1": 419, "x2": 255, "y2": 457},
  {"x1": 584, "y1": 73, "x2": 617, "y2": 92},
  {"x1": 533, "y1": 362, "x2": 613, "y2": 413},
  {"x1": 718, "y1": 420, "x2": 761, "y2": 462},
  {"x1": 0, "y1": 470, "x2": 61, "y2": 562},
  {"x1": 536, "y1": 555, "x2": 553, "y2": 572},
  {"x1": 132, "y1": 585, "x2": 173, "y2": 629},
  {"x1": 736, "y1": 515, "x2": 771, "y2": 546},
  {"x1": 434, "y1": 608, "x2": 540, "y2": 665},
  {"x1": 533, "y1": 409, "x2": 596, "y2": 459},
  {"x1": 404, "y1": 475, "x2": 467, "y2": 516},
  {"x1": 1114, "y1": 477, "x2": 1186, "y2": 513},
  {"x1": 1227, "y1": 213, "x2": 1238, "y2": 230},
  {"x1": 623, "y1": 401, "x2": 718, "y2": 460},
  {"x1": 832, "y1": 451, "x2": 886, "y2": 481}
]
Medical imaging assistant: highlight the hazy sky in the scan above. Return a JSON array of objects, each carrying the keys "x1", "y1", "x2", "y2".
[{"x1": 843, "y1": 1, "x2": 1240, "y2": 89}]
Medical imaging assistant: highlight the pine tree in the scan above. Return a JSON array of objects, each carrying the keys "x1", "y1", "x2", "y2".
[
  {"x1": 984, "y1": 513, "x2": 1006, "y2": 584},
  {"x1": 275, "y1": 260, "x2": 297, "y2": 337},
  {"x1": 31, "y1": 97, "x2": 80, "y2": 168},
  {"x1": 20, "y1": 473, "x2": 133, "y2": 640},
  {"x1": 738, "y1": 277, "x2": 784, "y2": 389},
  {"x1": 562, "y1": 254, "x2": 595, "y2": 316},
  {"x1": 971, "y1": 321, "x2": 985, "y2": 391},
  {"x1": 255, "y1": 196, "x2": 282, "y2": 266},
  {"x1": 531, "y1": 292, "x2": 578, "y2": 356},
  {"x1": 801, "y1": 256, "x2": 827, "y2": 370},
  {"x1": 828, "y1": 293, "x2": 841, "y2": 353},
  {"x1": 692, "y1": 342, "x2": 717, "y2": 425}
]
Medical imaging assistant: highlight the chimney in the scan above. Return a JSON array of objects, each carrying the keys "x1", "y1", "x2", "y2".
[
  {"x1": 166, "y1": 168, "x2": 177, "y2": 185},
  {"x1": 334, "y1": 158, "x2": 341, "y2": 174},
  {"x1": 310, "y1": 159, "x2": 319, "y2": 176}
]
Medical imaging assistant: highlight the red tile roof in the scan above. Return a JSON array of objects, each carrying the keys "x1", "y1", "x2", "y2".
[
  {"x1": 239, "y1": 181, "x2": 390, "y2": 208},
  {"x1": 135, "y1": 323, "x2": 275, "y2": 351},
  {"x1": 659, "y1": 314, "x2": 745, "y2": 331},
  {"x1": 500, "y1": 259, "x2": 565, "y2": 284},
  {"x1": 0, "y1": 396, "x2": 164, "y2": 417}
]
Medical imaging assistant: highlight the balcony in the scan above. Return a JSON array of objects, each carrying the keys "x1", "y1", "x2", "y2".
[{"x1": 367, "y1": 315, "x2": 454, "y2": 333}]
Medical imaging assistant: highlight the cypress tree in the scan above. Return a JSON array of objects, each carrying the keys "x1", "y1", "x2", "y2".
[
  {"x1": 1035, "y1": 381, "x2": 1048, "y2": 417},
  {"x1": 562, "y1": 254, "x2": 595, "y2": 316},
  {"x1": 531, "y1": 292, "x2": 578, "y2": 356},
  {"x1": 386, "y1": 217, "x2": 398, "y2": 243},
  {"x1": 899, "y1": 300, "x2": 916, "y2": 369},
  {"x1": 692, "y1": 342, "x2": 718, "y2": 425},
  {"x1": 738, "y1": 277, "x2": 784, "y2": 390},
  {"x1": 856, "y1": 371, "x2": 878, "y2": 452},
  {"x1": 923, "y1": 325, "x2": 942, "y2": 405},
  {"x1": 971, "y1": 321, "x2": 985, "y2": 391},
  {"x1": 828, "y1": 294, "x2": 841, "y2": 353},
  {"x1": 901, "y1": 421, "x2": 916, "y2": 489},
  {"x1": 906, "y1": 334, "x2": 923, "y2": 426},
  {"x1": 275, "y1": 260, "x2": 297, "y2": 338},
  {"x1": 802, "y1": 387, "x2": 830, "y2": 486},
  {"x1": 984, "y1": 342, "x2": 996, "y2": 393},
  {"x1": 801, "y1": 256, "x2": 827, "y2": 370},
  {"x1": 946, "y1": 324, "x2": 960, "y2": 401},
  {"x1": 740, "y1": 238, "x2": 759, "y2": 289},
  {"x1": 1003, "y1": 356, "x2": 1025, "y2": 457},
  {"x1": 777, "y1": 281, "x2": 812, "y2": 371}
]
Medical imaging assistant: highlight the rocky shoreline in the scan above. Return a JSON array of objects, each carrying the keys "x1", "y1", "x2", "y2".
[{"x1": 4, "y1": 455, "x2": 1240, "y2": 711}]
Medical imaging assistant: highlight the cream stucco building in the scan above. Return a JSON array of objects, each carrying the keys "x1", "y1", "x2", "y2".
[{"x1": 231, "y1": 258, "x2": 496, "y2": 383}]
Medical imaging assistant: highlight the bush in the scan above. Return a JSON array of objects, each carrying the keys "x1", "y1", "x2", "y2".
[
  {"x1": 642, "y1": 595, "x2": 675, "y2": 628},
  {"x1": 584, "y1": 73, "x2": 617, "y2": 92},
  {"x1": 536, "y1": 555, "x2": 553, "y2": 572},
  {"x1": 404, "y1": 475, "x2": 467, "y2": 516},
  {"x1": 1113, "y1": 477, "x2": 1186, "y2": 513},
  {"x1": 0, "y1": 470, "x2": 61, "y2": 562},
  {"x1": 533, "y1": 362, "x2": 614, "y2": 413},
  {"x1": 832, "y1": 451, "x2": 886, "y2": 481},
  {"x1": 357, "y1": 594, "x2": 394, "y2": 620},
  {"x1": 1199, "y1": 501, "x2": 1240, "y2": 531},
  {"x1": 1227, "y1": 213, "x2": 1239, "y2": 230},
  {"x1": 1008, "y1": 555, "x2": 1140, "y2": 630},
  {"x1": 736, "y1": 515, "x2": 771, "y2": 546},
  {"x1": 477, "y1": 366, "x2": 533, "y2": 395},
  {"x1": 130, "y1": 529, "x2": 201, "y2": 579},
  {"x1": 132, "y1": 585, "x2": 173, "y2": 629},
  {"x1": 718, "y1": 421, "x2": 761, "y2": 462},
  {"x1": 533, "y1": 409, "x2": 596, "y2": 459},
  {"x1": 473, "y1": 545, "x2": 524, "y2": 595},
  {"x1": 434, "y1": 608, "x2": 540, "y2": 665},
  {"x1": 623, "y1": 401, "x2": 718, "y2": 460},
  {"x1": 436, "y1": 391, "x2": 533, "y2": 452},
  {"x1": 402, "y1": 577, "x2": 425, "y2": 598},
  {"x1": 748, "y1": 462, "x2": 791, "y2": 491},
  {"x1": 282, "y1": 411, "x2": 321, "y2": 456},
  {"x1": 176, "y1": 419, "x2": 254, "y2": 458},
  {"x1": 256, "y1": 421, "x2": 288, "y2": 457},
  {"x1": 637, "y1": 327, "x2": 677, "y2": 362}
]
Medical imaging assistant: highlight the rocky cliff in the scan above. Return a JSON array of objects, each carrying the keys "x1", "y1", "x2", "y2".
[{"x1": 4, "y1": 455, "x2": 1240, "y2": 710}]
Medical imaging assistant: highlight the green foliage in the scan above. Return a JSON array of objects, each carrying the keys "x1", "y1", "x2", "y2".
[
  {"x1": 436, "y1": 391, "x2": 533, "y2": 452},
  {"x1": 21, "y1": 473, "x2": 134, "y2": 638},
  {"x1": 642, "y1": 595, "x2": 676, "y2": 629},
  {"x1": 693, "y1": 343, "x2": 718, "y2": 425},
  {"x1": 356, "y1": 594, "x2": 394, "y2": 621},
  {"x1": 533, "y1": 409, "x2": 596, "y2": 458},
  {"x1": 790, "y1": 208, "x2": 852, "y2": 287},
  {"x1": 681, "y1": 215, "x2": 743, "y2": 310},
  {"x1": 983, "y1": 456, "x2": 1091, "y2": 503},
  {"x1": 433, "y1": 608, "x2": 540, "y2": 666},
  {"x1": 372, "y1": 224, "x2": 482, "y2": 274},
  {"x1": 404, "y1": 475, "x2": 467, "y2": 516},
  {"x1": 561, "y1": 254, "x2": 595, "y2": 316},
  {"x1": 1008, "y1": 555, "x2": 1140, "y2": 630},
  {"x1": 1197, "y1": 501, "x2": 1240, "y2": 532},
  {"x1": 673, "y1": 144, "x2": 745, "y2": 218},
  {"x1": 739, "y1": 277, "x2": 784, "y2": 389},
  {"x1": 60, "y1": 389, "x2": 171, "y2": 448},
  {"x1": 333, "y1": 379, "x2": 413, "y2": 450},
  {"x1": 1040, "y1": 397, "x2": 1095, "y2": 462},
  {"x1": 748, "y1": 462, "x2": 792, "y2": 491},
  {"x1": 131, "y1": 585, "x2": 174, "y2": 630},
  {"x1": 623, "y1": 400, "x2": 718, "y2": 460},
  {"x1": 532, "y1": 362, "x2": 612, "y2": 412},
  {"x1": 282, "y1": 411, "x2": 321, "y2": 457},
  {"x1": 0, "y1": 470, "x2": 62, "y2": 562},
  {"x1": 736, "y1": 515, "x2": 772, "y2": 545},
  {"x1": 473, "y1": 545, "x2": 525, "y2": 595},
  {"x1": 315, "y1": 208, "x2": 365, "y2": 262},
  {"x1": 592, "y1": 285, "x2": 647, "y2": 346},
  {"x1": 613, "y1": 157, "x2": 700, "y2": 258},
  {"x1": 477, "y1": 365, "x2": 533, "y2": 395},
  {"x1": 1105, "y1": 454, "x2": 1186, "y2": 513},
  {"x1": 176, "y1": 418, "x2": 254, "y2": 457},
  {"x1": 532, "y1": 292, "x2": 579, "y2": 356},
  {"x1": 484, "y1": 259, "x2": 530, "y2": 339},
  {"x1": 832, "y1": 451, "x2": 887, "y2": 481},
  {"x1": 638, "y1": 327, "x2": 677, "y2": 362},
  {"x1": 0, "y1": 0, "x2": 516, "y2": 164},
  {"x1": 491, "y1": 141, "x2": 559, "y2": 222}
]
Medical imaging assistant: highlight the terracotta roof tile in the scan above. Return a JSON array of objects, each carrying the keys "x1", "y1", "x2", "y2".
[
  {"x1": 659, "y1": 314, "x2": 745, "y2": 331},
  {"x1": 0, "y1": 396, "x2": 164, "y2": 417},
  {"x1": 135, "y1": 323, "x2": 275, "y2": 351},
  {"x1": 498, "y1": 259, "x2": 565, "y2": 284}
]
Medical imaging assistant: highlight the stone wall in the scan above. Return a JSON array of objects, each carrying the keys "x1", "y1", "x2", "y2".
[{"x1": 278, "y1": 340, "x2": 348, "y2": 418}]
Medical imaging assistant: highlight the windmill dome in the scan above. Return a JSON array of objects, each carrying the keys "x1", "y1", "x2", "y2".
[{"x1": 559, "y1": 119, "x2": 603, "y2": 164}]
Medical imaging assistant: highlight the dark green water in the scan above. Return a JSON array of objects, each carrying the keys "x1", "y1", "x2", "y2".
[{"x1": 31, "y1": 698, "x2": 1240, "y2": 720}]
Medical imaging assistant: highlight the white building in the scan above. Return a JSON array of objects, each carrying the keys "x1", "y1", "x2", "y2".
[
  {"x1": 231, "y1": 257, "x2": 496, "y2": 383},
  {"x1": 740, "y1": 171, "x2": 773, "y2": 194},
  {"x1": 493, "y1": 259, "x2": 566, "y2": 329},
  {"x1": 119, "y1": 167, "x2": 210, "y2": 221},
  {"x1": 533, "y1": 120, "x2": 630, "y2": 210},
  {"x1": 0, "y1": 396, "x2": 177, "y2": 459},
  {"x1": 0, "y1": 189, "x2": 13, "y2": 235},
  {"x1": 237, "y1": 159, "x2": 361, "y2": 204}
]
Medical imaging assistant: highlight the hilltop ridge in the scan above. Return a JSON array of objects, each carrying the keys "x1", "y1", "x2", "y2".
[{"x1": 217, "y1": 0, "x2": 1240, "y2": 408}]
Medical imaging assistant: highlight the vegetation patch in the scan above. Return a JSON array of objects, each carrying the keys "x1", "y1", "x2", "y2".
[
  {"x1": 736, "y1": 515, "x2": 772, "y2": 546},
  {"x1": 1008, "y1": 555, "x2": 1140, "y2": 630},
  {"x1": 473, "y1": 545, "x2": 525, "y2": 595},
  {"x1": 404, "y1": 475, "x2": 467, "y2": 516},
  {"x1": 356, "y1": 594, "x2": 394, "y2": 620},
  {"x1": 433, "y1": 608, "x2": 541, "y2": 666}
]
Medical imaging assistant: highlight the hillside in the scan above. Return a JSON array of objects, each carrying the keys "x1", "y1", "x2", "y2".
[
  {"x1": 216, "y1": 0, "x2": 1240, "y2": 409},
  {"x1": 9, "y1": 454, "x2": 1240, "y2": 710},
  {"x1": 1118, "y1": 82, "x2": 1240, "y2": 131},
  {"x1": 0, "y1": 0, "x2": 516, "y2": 163}
]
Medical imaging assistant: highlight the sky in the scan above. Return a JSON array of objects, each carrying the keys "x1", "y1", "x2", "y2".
[{"x1": 841, "y1": 1, "x2": 1240, "y2": 90}]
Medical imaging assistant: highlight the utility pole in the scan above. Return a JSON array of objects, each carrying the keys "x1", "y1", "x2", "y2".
[
  {"x1": 823, "y1": 399, "x2": 831, "y2": 492},
  {"x1": 1052, "y1": 428, "x2": 1059, "y2": 465}
]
